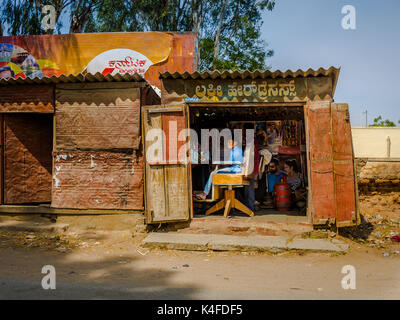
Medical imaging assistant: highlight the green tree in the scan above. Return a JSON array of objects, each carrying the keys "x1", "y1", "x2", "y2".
[
  {"x1": 89, "y1": 0, "x2": 275, "y2": 71},
  {"x1": 0, "y1": 0, "x2": 103, "y2": 35},
  {"x1": 369, "y1": 116, "x2": 397, "y2": 127},
  {"x1": 1, "y1": 0, "x2": 276, "y2": 71}
]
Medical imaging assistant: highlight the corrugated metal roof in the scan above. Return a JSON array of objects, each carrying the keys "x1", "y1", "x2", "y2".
[
  {"x1": 160, "y1": 66, "x2": 340, "y2": 80},
  {"x1": 0, "y1": 72, "x2": 145, "y2": 86}
]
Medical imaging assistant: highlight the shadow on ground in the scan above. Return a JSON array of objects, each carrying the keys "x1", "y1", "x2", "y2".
[
  {"x1": 0, "y1": 214, "x2": 200, "y2": 300},
  {"x1": 338, "y1": 214, "x2": 374, "y2": 242}
]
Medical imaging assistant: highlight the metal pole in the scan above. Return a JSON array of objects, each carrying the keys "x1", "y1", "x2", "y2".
[{"x1": 362, "y1": 110, "x2": 368, "y2": 127}]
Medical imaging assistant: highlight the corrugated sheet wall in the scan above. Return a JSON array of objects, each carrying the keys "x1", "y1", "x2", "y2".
[{"x1": 51, "y1": 83, "x2": 144, "y2": 210}]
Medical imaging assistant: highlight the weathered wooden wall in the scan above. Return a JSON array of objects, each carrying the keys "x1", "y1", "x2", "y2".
[{"x1": 52, "y1": 82, "x2": 147, "y2": 210}]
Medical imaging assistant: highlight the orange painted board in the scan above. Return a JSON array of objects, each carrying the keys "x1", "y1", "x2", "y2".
[{"x1": 0, "y1": 32, "x2": 196, "y2": 90}]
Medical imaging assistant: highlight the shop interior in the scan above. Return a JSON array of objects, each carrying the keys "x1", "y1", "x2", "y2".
[{"x1": 190, "y1": 105, "x2": 308, "y2": 218}]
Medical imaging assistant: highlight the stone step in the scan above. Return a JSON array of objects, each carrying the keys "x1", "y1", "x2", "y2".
[
  {"x1": 142, "y1": 232, "x2": 349, "y2": 252},
  {"x1": 180, "y1": 216, "x2": 313, "y2": 237}
]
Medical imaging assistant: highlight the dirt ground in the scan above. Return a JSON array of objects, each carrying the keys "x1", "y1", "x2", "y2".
[{"x1": 0, "y1": 193, "x2": 399, "y2": 299}]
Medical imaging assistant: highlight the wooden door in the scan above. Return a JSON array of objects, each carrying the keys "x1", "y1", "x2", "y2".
[
  {"x1": 307, "y1": 101, "x2": 358, "y2": 226},
  {"x1": 142, "y1": 104, "x2": 192, "y2": 223},
  {"x1": 331, "y1": 103, "x2": 359, "y2": 226}
]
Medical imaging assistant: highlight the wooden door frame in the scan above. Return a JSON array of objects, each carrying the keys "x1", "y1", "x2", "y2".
[{"x1": 186, "y1": 101, "x2": 311, "y2": 222}]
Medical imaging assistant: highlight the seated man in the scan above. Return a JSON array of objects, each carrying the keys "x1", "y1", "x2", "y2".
[
  {"x1": 195, "y1": 139, "x2": 243, "y2": 200},
  {"x1": 267, "y1": 158, "x2": 287, "y2": 193},
  {"x1": 283, "y1": 159, "x2": 302, "y2": 191}
]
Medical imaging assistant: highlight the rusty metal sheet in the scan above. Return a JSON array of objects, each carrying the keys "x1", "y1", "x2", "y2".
[
  {"x1": 51, "y1": 151, "x2": 144, "y2": 210},
  {"x1": 55, "y1": 85, "x2": 141, "y2": 150},
  {"x1": 0, "y1": 85, "x2": 54, "y2": 113},
  {"x1": 4, "y1": 114, "x2": 53, "y2": 204},
  {"x1": 0, "y1": 72, "x2": 146, "y2": 86},
  {"x1": 307, "y1": 101, "x2": 336, "y2": 221}
]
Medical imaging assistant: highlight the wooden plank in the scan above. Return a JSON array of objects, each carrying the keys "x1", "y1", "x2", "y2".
[
  {"x1": 165, "y1": 165, "x2": 189, "y2": 219},
  {"x1": 149, "y1": 107, "x2": 184, "y2": 113},
  {"x1": 212, "y1": 174, "x2": 250, "y2": 185},
  {"x1": 331, "y1": 103, "x2": 357, "y2": 225},
  {"x1": 307, "y1": 101, "x2": 336, "y2": 221},
  {"x1": 303, "y1": 104, "x2": 313, "y2": 223},
  {"x1": 0, "y1": 205, "x2": 144, "y2": 215},
  {"x1": 144, "y1": 111, "x2": 167, "y2": 221}
]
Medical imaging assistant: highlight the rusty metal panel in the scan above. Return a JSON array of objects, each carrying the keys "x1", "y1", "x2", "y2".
[
  {"x1": 307, "y1": 101, "x2": 336, "y2": 221},
  {"x1": 0, "y1": 85, "x2": 54, "y2": 113},
  {"x1": 4, "y1": 114, "x2": 53, "y2": 204},
  {"x1": 51, "y1": 151, "x2": 143, "y2": 209},
  {"x1": 332, "y1": 103, "x2": 357, "y2": 225},
  {"x1": 55, "y1": 85, "x2": 141, "y2": 150}
]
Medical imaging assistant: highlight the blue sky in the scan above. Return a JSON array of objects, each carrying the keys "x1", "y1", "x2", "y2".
[{"x1": 261, "y1": 0, "x2": 400, "y2": 126}]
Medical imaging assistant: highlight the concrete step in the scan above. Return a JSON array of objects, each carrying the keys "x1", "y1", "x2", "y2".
[
  {"x1": 142, "y1": 232, "x2": 349, "y2": 252},
  {"x1": 179, "y1": 216, "x2": 313, "y2": 237}
]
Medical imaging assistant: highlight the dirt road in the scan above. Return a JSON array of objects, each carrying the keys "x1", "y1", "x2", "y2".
[
  {"x1": 0, "y1": 193, "x2": 399, "y2": 300},
  {"x1": 0, "y1": 234, "x2": 399, "y2": 299}
]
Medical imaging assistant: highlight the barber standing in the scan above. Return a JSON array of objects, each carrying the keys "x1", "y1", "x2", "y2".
[{"x1": 243, "y1": 124, "x2": 260, "y2": 212}]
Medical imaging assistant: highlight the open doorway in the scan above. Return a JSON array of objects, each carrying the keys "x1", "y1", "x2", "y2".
[{"x1": 189, "y1": 104, "x2": 309, "y2": 221}]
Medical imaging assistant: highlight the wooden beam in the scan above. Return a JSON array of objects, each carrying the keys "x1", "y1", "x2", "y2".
[{"x1": 0, "y1": 205, "x2": 144, "y2": 215}]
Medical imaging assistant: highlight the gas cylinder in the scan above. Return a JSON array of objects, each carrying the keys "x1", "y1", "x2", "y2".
[{"x1": 273, "y1": 176, "x2": 292, "y2": 211}]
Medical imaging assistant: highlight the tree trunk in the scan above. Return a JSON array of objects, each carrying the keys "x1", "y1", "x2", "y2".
[
  {"x1": 192, "y1": 0, "x2": 203, "y2": 71},
  {"x1": 212, "y1": 0, "x2": 228, "y2": 68}
]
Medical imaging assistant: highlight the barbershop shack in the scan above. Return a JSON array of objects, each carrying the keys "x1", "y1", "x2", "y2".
[{"x1": 0, "y1": 67, "x2": 359, "y2": 229}]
